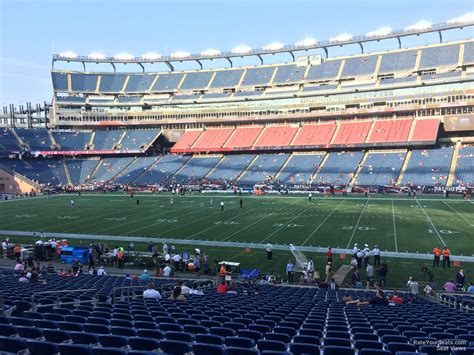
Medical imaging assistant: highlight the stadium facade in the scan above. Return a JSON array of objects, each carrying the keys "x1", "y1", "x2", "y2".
[{"x1": 0, "y1": 23, "x2": 473, "y2": 194}]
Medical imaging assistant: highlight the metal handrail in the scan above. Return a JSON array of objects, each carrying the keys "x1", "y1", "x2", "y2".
[{"x1": 31, "y1": 288, "x2": 99, "y2": 311}]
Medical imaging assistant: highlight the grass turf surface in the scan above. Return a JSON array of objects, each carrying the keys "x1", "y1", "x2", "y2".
[{"x1": 1, "y1": 193, "x2": 473, "y2": 288}]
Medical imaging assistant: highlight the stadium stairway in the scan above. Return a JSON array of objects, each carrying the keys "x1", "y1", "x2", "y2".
[
  {"x1": 329, "y1": 122, "x2": 342, "y2": 146},
  {"x1": 446, "y1": 141, "x2": 461, "y2": 187},
  {"x1": 364, "y1": 121, "x2": 377, "y2": 144},
  {"x1": 114, "y1": 131, "x2": 128, "y2": 149},
  {"x1": 406, "y1": 119, "x2": 418, "y2": 142},
  {"x1": 395, "y1": 150, "x2": 412, "y2": 185},
  {"x1": 235, "y1": 155, "x2": 259, "y2": 182},
  {"x1": 171, "y1": 158, "x2": 191, "y2": 180},
  {"x1": 88, "y1": 131, "x2": 96, "y2": 149},
  {"x1": 204, "y1": 155, "x2": 225, "y2": 178},
  {"x1": 221, "y1": 128, "x2": 237, "y2": 148},
  {"x1": 88, "y1": 158, "x2": 105, "y2": 182},
  {"x1": 309, "y1": 153, "x2": 329, "y2": 184},
  {"x1": 11, "y1": 129, "x2": 27, "y2": 150},
  {"x1": 146, "y1": 130, "x2": 162, "y2": 151},
  {"x1": 273, "y1": 154, "x2": 294, "y2": 181},
  {"x1": 251, "y1": 128, "x2": 267, "y2": 150},
  {"x1": 349, "y1": 151, "x2": 369, "y2": 185},
  {"x1": 47, "y1": 130, "x2": 57, "y2": 149},
  {"x1": 129, "y1": 155, "x2": 164, "y2": 184},
  {"x1": 63, "y1": 160, "x2": 73, "y2": 186}
]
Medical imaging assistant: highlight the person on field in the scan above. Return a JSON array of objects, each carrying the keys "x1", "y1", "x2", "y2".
[
  {"x1": 220, "y1": 201, "x2": 224, "y2": 211},
  {"x1": 432, "y1": 246, "x2": 441, "y2": 267},
  {"x1": 239, "y1": 198, "x2": 243, "y2": 208},
  {"x1": 442, "y1": 247, "x2": 451, "y2": 268},
  {"x1": 265, "y1": 243, "x2": 273, "y2": 260},
  {"x1": 308, "y1": 192, "x2": 312, "y2": 202},
  {"x1": 70, "y1": 199, "x2": 74, "y2": 207}
]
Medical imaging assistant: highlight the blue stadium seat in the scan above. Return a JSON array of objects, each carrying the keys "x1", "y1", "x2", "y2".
[
  {"x1": 42, "y1": 329, "x2": 70, "y2": 343},
  {"x1": 137, "y1": 329, "x2": 164, "y2": 339},
  {"x1": 26, "y1": 340, "x2": 58, "y2": 355},
  {"x1": 159, "y1": 339, "x2": 192, "y2": 354},
  {"x1": 58, "y1": 343, "x2": 93, "y2": 355},
  {"x1": 291, "y1": 342, "x2": 320, "y2": 355},
  {"x1": 128, "y1": 337, "x2": 160, "y2": 351},
  {"x1": 16, "y1": 326, "x2": 42, "y2": 339},
  {"x1": 192, "y1": 343, "x2": 225, "y2": 355},
  {"x1": 210, "y1": 326, "x2": 236, "y2": 337},
  {"x1": 226, "y1": 347, "x2": 259, "y2": 355},
  {"x1": 92, "y1": 348, "x2": 126, "y2": 355},
  {"x1": 237, "y1": 329, "x2": 263, "y2": 342},
  {"x1": 358, "y1": 350, "x2": 391, "y2": 355},
  {"x1": 265, "y1": 332, "x2": 291, "y2": 343},
  {"x1": 165, "y1": 331, "x2": 195, "y2": 342},
  {"x1": 0, "y1": 324, "x2": 17, "y2": 336},
  {"x1": 98, "y1": 335, "x2": 128, "y2": 348},
  {"x1": 70, "y1": 331, "x2": 99, "y2": 345},
  {"x1": 323, "y1": 346, "x2": 355, "y2": 355},
  {"x1": 195, "y1": 334, "x2": 224, "y2": 345},
  {"x1": 386, "y1": 342, "x2": 416, "y2": 353},
  {"x1": 225, "y1": 336, "x2": 255, "y2": 348},
  {"x1": 0, "y1": 336, "x2": 27, "y2": 353},
  {"x1": 257, "y1": 339, "x2": 287, "y2": 351}
]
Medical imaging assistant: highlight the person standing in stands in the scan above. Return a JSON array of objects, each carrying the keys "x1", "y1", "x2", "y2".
[
  {"x1": 265, "y1": 243, "x2": 273, "y2": 260},
  {"x1": 432, "y1": 246, "x2": 441, "y2": 267},
  {"x1": 326, "y1": 247, "x2": 333, "y2": 264},
  {"x1": 442, "y1": 247, "x2": 451, "y2": 268},
  {"x1": 286, "y1": 260, "x2": 295, "y2": 283},
  {"x1": 406, "y1": 276, "x2": 419, "y2": 294},
  {"x1": 455, "y1": 268, "x2": 465, "y2": 289},
  {"x1": 363, "y1": 244, "x2": 370, "y2": 267},
  {"x1": 117, "y1": 249, "x2": 124, "y2": 269},
  {"x1": 373, "y1": 245, "x2": 381, "y2": 267}
]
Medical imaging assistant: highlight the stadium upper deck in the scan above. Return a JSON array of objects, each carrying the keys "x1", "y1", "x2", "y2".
[{"x1": 50, "y1": 39, "x2": 474, "y2": 129}]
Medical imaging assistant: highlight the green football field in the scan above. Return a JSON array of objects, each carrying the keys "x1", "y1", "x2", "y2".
[
  {"x1": 0, "y1": 193, "x2": 473, "y2": 288},
  {"x1": 1, "y1": 193, "x2": 472, "y2": 254}
]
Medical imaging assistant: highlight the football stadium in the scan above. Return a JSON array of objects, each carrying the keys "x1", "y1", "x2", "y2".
[{"x1": 0, "y1": 1, "x2": 473, "y2": 354}]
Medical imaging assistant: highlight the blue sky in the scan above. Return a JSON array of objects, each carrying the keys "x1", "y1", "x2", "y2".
[{"x1": 0, "y1": 0, "x2": 473, "y2": 105}]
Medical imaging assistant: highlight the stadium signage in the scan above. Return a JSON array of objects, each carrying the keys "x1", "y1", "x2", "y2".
[{"x1": 34, "y1": 150, "x2": 141, "y2": 156}]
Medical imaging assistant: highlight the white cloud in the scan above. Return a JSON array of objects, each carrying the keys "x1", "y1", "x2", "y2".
[
  {"x1": 404, "y1": 20, "x2": 432, "y2": 31},
  {"x1": 447, "y1": 12, "x2": 474, "y2": 24},
  {"x1": 330, "y1": 33, "x2": 353, "y2": 42}
]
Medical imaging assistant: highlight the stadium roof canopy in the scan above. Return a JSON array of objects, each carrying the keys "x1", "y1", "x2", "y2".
[{"x1": 52, "y1": 19, "x2": 474, "y2": 72}]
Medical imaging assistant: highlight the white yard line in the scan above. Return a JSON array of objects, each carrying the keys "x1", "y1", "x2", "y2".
[
  {"x1": 301, "y1": 199, "x2": 347, "y2": 246},
  {"x1": 443, "y1": 201, "x2": 474, "y2": 227},
  {"x1": 417, "y1": 200, "x2": 446, "y2": 247},
  {"x1": 346, "y1": 199, "x2": 369, "y2": 248},
  {"x1": 220, "y1": 202, "x2": 297, "y2": 242},
  {"x1": 188, "y1": 206, "x2": 260, "y2": 239},
  {"x1": 260, "y1": 205, "x2": 312, "y2": 244},
  {"x1": 391, "y1": 200, "x2": 399, "y2": 252}
]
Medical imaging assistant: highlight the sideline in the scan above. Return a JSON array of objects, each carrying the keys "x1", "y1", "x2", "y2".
[{"x1": 1, "y1": 229, "x2": 473, "y2": 262}]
